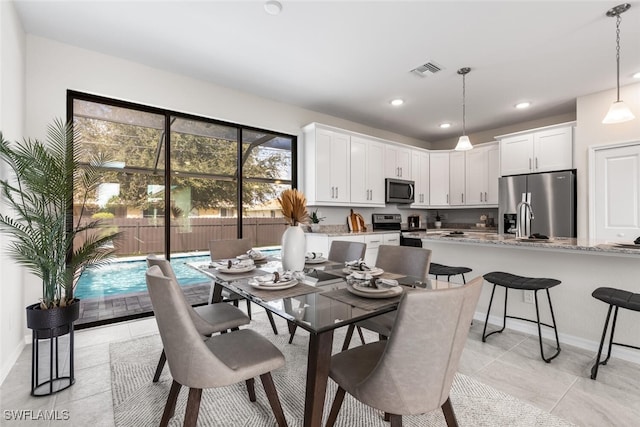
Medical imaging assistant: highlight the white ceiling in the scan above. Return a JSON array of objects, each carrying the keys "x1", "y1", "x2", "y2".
[{"x1": 13, "y1": 0, "x2": 640, "y2": 142}]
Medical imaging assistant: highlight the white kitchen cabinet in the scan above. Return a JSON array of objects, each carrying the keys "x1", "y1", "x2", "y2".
[
  {"x1": 350, "y1": 136, "x2": 385, "y2": 206},
  {"x1": 498, "y1": 123, "x2": 574, "y2": 176},
  {"x1": 465, "y1": 142, "x2": 499, "y2": 205},
  {"x1": 593, "y1": 143, "x2": 640, "y2": 242},
  {"x1": 449, "y1": 151, "x2": 466, "y2": 205},
  {"x1": 429, "y1": 151, "x2": 450, "y2": 206},
  {"x1": 411, "y1": 149, "x2": 430, "y2": 207},
  {"x1": 303, "y1": 124, "x2": 350, "y2": 205},
  {"x1": 384, "y1": 144, "x2": 412, "y2": 179}
]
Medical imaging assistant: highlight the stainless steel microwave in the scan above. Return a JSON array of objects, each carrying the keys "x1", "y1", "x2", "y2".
[{"x1": 385, "y1": 178, "x2": 415, "y2": 204}]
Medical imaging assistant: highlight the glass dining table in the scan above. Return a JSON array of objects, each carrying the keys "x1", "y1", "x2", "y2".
[{"x1": 188, "y1": 256, "x2": 454, "y2": 427}]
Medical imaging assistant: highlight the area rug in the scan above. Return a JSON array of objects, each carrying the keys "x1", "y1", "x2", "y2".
[{"x1": 110, "y1": 314, "x2": 575, "y2": 427}]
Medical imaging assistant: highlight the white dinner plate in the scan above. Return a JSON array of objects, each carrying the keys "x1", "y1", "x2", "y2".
[
  {"x1": 248, "y1": 278, "x2": 298, "y2": 290},
  {"x1": 216, "y1": 265, "x2": 256, "y2": 274},
  {"x1": 250, "y1": 254, "x2": 268, "y2": 261},
  {"x1": 346, "y1": 283, "x2": 403, "y2": 299},
  {"x1": 343, "y1": 267, "x2": 384, "y2": 276},
  {"x1": 305, "y1": 257, "x2": 328, "y2": 264}
]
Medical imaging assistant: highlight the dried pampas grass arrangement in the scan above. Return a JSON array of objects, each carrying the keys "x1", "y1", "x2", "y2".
[{"x1": 277, "y1": 189, "x2": 310, "y2": 226}]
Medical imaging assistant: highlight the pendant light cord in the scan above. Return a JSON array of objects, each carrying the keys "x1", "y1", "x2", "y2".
[
  {"x1": 615, "y1": 14, "x2": 621, "y2": 102},
  {"x1": 462, "y1": 72, "x2": 466, "y2": 136}
]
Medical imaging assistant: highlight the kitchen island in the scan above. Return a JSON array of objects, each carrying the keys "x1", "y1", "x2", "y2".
[{"x1": 405, "y1": 231, "x2": 640, "y2": 362}]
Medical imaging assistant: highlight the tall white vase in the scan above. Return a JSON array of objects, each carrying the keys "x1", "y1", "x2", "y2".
[{"x1": 281, "y1": 224, "x2": 306, "y2": 272}]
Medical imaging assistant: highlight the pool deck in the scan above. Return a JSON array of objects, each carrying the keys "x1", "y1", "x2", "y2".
[{"x1": 77, "y1": 282, "x2": 211, "y2": 325}]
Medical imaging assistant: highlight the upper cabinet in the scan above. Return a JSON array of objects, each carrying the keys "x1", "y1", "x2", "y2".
[
  {"x1": 498, "y1": 123, "x2": 574, "y2": 176},
  {"x1": 429, "y1": 151, "x2": 450, "y2": 206},
  {"x1": 449, "y1": 151, "x2": 466, "y2": 206},
  {"x1": 411, "y1": 149, "x2": 430, "y2": 207},
  {"x1": 303, "y1": 124, "x2": 351, "y2": 205},
  {"x1": 350, "y1": 136, "x2": 385, "y2": 206},
  {"x1": 465, "y1": 143, "x2": 499, "y2": 205},
  {"x1": 384, "y1": 144, "x2": 412, "y2": 179}
]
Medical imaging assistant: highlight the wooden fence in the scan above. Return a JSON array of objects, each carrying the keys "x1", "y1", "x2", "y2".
[{"x1": 79, "y1": 217, "x2": 288, "y2": 256}]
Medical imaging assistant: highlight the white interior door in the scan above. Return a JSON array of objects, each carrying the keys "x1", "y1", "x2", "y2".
[{"x1": 594, "y1": 143, "x2": 640, "y2": 242}]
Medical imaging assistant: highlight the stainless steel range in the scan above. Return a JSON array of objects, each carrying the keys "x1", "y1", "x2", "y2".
[{"x1": 371, "y1": 213, "x2": 401, "y2": 231}]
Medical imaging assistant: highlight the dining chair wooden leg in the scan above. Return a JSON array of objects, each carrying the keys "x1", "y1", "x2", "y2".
[
  {"x1": 184, "y1": 388, "x2": 203, "y2": 427},
  {"x1": 160, "y1": 380, "x2": 181, "y2": 427},
  {"x1": 357, "y1": 326, "x2": 366, "y2": 345},
  {"x1": 342, "y1": 325, "x2": 355, "y2": 351},
  {"x1": 153, "y1": 350, "x2": 166, "y2": 382},
  {"x1": 441, "y1": 396, "x2": 459, "y2": 427},
  {"x1": 246, "y1": 378, "x2": 256, "y2": 402},
  {"x1": 246, "y1": 300, "x2": 252, "y2": 319},
  {"x1": 260, "y1": 373, "x2": 288, "y2": 427},
  {"x1": 266, "y1": 311, "x2": 279, "y2": 335},
  {"x1": 389, "y1": 414, "x2": 403, "y2": 427},
  {"x1": 325, "y1": 386, "x2": 346, "y2": 427},
  {"x1": 384, "y1": 412, "x2": 391, "y2": 421}
]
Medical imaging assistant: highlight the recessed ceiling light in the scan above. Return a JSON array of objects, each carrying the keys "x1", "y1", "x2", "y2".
[
  {"x1": 390, "y1": 99, "x2": 404, "y2": 106},
  {"x1": 439, "y1": 123, "x2": 451, "y2": 129},
  {"x1": 633, "y1": 72, "x2": 640, "y2": 79},
  {"x1": 264, "y1": 1, "x2": 282, "y2": 15},
  {"x1": 515, "y1": 102, "x2": 531, "y2": 109}
]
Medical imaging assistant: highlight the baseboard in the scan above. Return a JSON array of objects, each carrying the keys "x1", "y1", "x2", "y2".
[
  {"x1": 0, "y1": 340, "x2": 26, "y2": 386},
  {"x1": 473, "y1": 311, "x2": 640, "y2": 366}
]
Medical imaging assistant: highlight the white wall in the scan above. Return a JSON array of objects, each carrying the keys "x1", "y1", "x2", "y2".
[
  {"x1": 0, "y1": 0, "x2": 27, "y2": 385},
  {"x1": 575, "y1": 82, "x2": 640, "y2": 239}
]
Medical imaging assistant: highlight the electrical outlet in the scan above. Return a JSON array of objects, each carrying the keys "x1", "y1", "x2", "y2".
[{"x1": 523, "y1": 290, "x2": 534, "y2": 304}]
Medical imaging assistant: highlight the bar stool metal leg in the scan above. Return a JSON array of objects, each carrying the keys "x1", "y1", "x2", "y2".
[
  {"x1": 534, "y1": 289, "x2": 561, "y2": 363},
  {"x1": 482, "y1": 284, "x2": 508, "y2": 342},
  {"x1": 591, "y1": 304, "x2": 614, "y2": 380}
]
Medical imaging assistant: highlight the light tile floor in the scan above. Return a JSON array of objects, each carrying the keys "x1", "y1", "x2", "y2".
[{"x1": 1, "y1": 312, "x2": 639, "y2": 426}]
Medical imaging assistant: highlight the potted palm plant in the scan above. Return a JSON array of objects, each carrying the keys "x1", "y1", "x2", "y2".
[{"x1": 0, "y1": 119, "x2": 120, "y2": 395}]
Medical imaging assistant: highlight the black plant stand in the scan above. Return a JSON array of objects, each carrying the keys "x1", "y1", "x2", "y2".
[
  {"x1": 26, "y1": 301, "x2": 80, "y2": 396},
  {"x1": 31, "y1": 325, "x2": 75, "y2": 396}
]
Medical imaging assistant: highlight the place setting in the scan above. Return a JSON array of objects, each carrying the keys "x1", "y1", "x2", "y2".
[
  {"x1": 210, "y1": 258, "x2": 256, "y2": 277},
  {"x1": 342, "y1": 259, "x2": 384, "y2": 276},
  {"x1": 345, "y1": 274, "x2": 403, "y2": 299},
  {"x1": 238, "y1": 249, "x2": 269, "y2": 262},
  {"x1": 304, "y1": 251, "x2": 327, "y2": 264},
  {"x1": 248, "y1": 271, "x2": 298, "y2": 290}
]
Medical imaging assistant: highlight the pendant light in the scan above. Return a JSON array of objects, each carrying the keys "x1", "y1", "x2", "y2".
[
  {"x1": 455, "y1": 67, "x2": 473, "y2": 151},
  {"x1": 602, "y1": 3, "x2": 635, "y2": 124}
]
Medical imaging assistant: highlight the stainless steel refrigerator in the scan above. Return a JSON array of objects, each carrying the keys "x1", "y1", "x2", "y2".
[{"x1": 499, "y1": 170, "x2": 576, "y2": 237}]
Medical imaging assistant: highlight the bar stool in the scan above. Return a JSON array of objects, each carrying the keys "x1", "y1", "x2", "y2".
[
  {"x1": 429, "y1": 263, "x2": 472, "y2": 283},
  {"x1": 590, "y1": 287, "x2": 640, "y2": 380},
  {"x1": 482, "y1": 271, "x2": 561, "y2": 363}
]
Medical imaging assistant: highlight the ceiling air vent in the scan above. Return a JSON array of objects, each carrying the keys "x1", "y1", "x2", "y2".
[{"x1": 411, "y1": 61, "x2": 444, "y2": 77}]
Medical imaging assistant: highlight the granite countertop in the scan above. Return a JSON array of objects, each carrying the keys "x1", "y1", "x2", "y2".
[{"x1": 403, "y1": 231, "x2": 640, "y2": 256}]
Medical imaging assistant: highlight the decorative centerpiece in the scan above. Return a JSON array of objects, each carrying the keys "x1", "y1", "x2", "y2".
[
  {"x1": 310, "y1": 209, "x2": 325, "y2": 232},
  {"x1": 277, "y1": 189, "x2": 310, "y2": 271}
]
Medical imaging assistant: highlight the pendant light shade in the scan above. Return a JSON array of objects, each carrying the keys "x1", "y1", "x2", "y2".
[
  {"x1": 602, "y1": 3, "x2": 635, "y2": 124},
  {"x1": 455, "y1": 67, "x2": 473, "y2": 151}
]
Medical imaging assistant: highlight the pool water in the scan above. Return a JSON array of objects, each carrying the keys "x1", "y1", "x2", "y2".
[{"x1": 75, "y1": 249, "x2": 280, "y2": 300}]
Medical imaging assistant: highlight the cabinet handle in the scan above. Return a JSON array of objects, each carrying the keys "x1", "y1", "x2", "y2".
[
  {"x1": 485, "y1": 191, "x2": 487, "y2": 202},
  {"x1": 480, "y1": 192, "x2": 483, "y2": 202},
  {"x1": 461, "y1": 193, "x2": 464, "y2": 203},
  {"x1": 529, "y1": 158, "x2": 532, "y2": 170},
  {"x1": 535, "y1": 157, "x2": 538, "y2": 170},
  {"x1": 336, "y1": 187, "x2": 339, "y2": 198},
  {"x1": 331, "y1": 186, "x2": 335, "y2": 198},
  {"x1": 400, "y1": 167, "x2": 403, "y2": 177},
  {"x1": 446, "y1": 194, "x2": 449, "y2": 204}
]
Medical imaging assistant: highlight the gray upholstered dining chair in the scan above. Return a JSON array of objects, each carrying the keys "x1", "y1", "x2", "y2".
[
  {"x1": 326, "y1": 276, "x2": 483, "y2": 427},
  {"x1": 342, "y1": 245, "x2": 432, "y2": 350},
  {"x1": 327, "y1": 240, "x2": 367, "y2": 264},
  {"x1": 145, "y1": 265, "x2": 288, "y2": 427},
  {"x1": 288, "y1": 240, "x2": 367, "y2": 343},
  {"x1": 208, "y1": 238, "x2": 279, "y2": 334},
  {"x1": 146, "y1": 254, "x2": 250, "y2": 382}
]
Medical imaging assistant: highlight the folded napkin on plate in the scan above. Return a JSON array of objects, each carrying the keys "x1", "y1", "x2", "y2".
[
  {"x1": 213, "y1": 258, "x2": 254, "y2": 269},
  {"x1": 345, "y1": 259, "x2": 371, "y2": 271},
  {"x1": 255, "y1": 271, "x2": 294, "y2": 284},
  {"x1": 349, "y1": 271, "x2": 373, "y2": 280},
  {"x1": 247, "y1": 249, "x2": 264, "y2": 259},
  {"x1": 305, "y1": 252, "x2": 323, "y2": 260},
  {"x1": 375, "y1": 278, "x2": 399, "y2": 288}
]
